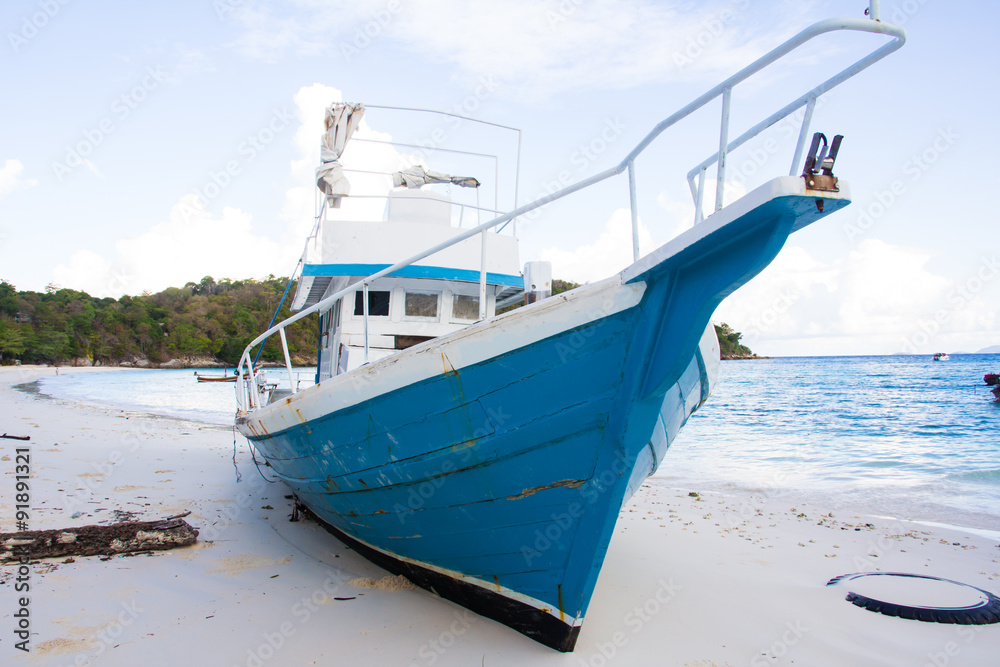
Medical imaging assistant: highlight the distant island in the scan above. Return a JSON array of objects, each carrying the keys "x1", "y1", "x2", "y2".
[
  {"x1": 714, "y1": 322, "x2": 766, "y2": 360},
  {"x1": 977, "y1": 344, "x2": 1000, "y2": 354}
]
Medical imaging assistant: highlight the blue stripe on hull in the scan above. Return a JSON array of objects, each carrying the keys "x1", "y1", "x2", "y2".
[{"x1": 302, "y1": 262, "x2": 524, "y2": 289}]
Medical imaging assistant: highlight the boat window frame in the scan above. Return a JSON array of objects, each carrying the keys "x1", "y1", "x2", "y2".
[
  {"x1": 352, "y1": 289, "x2": 391, "y2": 318},
  {"x1": 402, "y1": 289, "x2": 441, "y2": 322},
  {"x1": 450, "y1": 292, "x2": 481, "y2": 323}
]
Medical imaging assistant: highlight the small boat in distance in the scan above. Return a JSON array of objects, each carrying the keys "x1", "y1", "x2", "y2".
[
  {"x1": 934, "y1": 352, "x2": 950, "y2": 361},
  {"x1": 195, "y1": 370, "x2": 237, "y2": 383},
  {"x1": 984, "y1": 374, "x2": 1000, "y2": 402},
  {"x1": 233, "y1": 7, "x2": 905, "y2": 652}
]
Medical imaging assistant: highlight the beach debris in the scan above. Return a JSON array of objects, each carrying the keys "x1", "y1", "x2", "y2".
[
  {"x1": 0, "y1": 514, "x2": 198, "y2": 562},
  {"x1": 1, "y1": 433, "x2": 30, "y2": 441},
  {"x1": 828, "y1": 572, "x2": 1000, "y2": 624}
]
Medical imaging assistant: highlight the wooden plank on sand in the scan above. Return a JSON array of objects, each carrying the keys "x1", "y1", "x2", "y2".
[{"x1": 1, "y1": 515, "x2": 198, "y2": 562}]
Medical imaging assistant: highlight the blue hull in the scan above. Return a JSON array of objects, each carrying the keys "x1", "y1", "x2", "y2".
[{"x1": 236, "y1": 182, "x2": 850, "y2": 650}]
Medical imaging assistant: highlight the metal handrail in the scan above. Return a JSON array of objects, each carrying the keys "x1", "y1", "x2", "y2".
[{"x1": 237, "y1": 10, "x2": 905, "y2": 412}]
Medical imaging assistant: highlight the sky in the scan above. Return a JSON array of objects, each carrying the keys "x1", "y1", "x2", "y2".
[{"x1": 0, "y1": 0, "x2": 996, "y2": 356}]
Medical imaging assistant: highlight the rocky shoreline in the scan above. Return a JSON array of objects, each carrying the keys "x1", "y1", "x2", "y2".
[{"x1": 36, "y1": 354, "x2": 313, "y2": 369}]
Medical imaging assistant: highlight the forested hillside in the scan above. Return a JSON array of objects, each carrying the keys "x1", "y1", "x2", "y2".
[
  {"x1": 0, "y1": 277, "x2": 758, "y2": 366},
  {"x1": 0, "y1": 277, "x2": 316, "y2": 367}
]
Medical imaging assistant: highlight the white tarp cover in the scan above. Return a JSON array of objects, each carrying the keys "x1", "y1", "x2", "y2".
[
  {"x1": 392, "y1": 166, "x2": 480, "y2": 189},
  {"x1": 316, "y1": 102, "x2": 364, "y2": 207}
]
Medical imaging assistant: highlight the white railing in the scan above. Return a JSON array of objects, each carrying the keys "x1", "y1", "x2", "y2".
[{"x1": 237, "y1": 8, "x2": 905, "y2": 413}]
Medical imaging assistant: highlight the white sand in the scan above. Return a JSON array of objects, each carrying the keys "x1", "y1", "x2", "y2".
[{"x1": 1, "y1": 366, "x2": 997, "y2": 666}]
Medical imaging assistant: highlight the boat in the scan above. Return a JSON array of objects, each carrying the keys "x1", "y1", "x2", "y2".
[
  {"x1": 195, "y1": 370, "x2": 238, "y2": 382},
  {"x1": 233, "y1": 7, "x2": 904, "y2": 652},
  {"x1": 933, "y1": 352, "x2": 950, "y2": 361},
  {"x1": 984, "y1": 374, "x2": 999, "y2": 402}
]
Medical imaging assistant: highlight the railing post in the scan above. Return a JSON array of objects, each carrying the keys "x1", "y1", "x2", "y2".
[
  {"x1": 362, "y1": 283, "x2": 370, "y2": 364},
  {"x1": 789, "y1": 97, "x2": 817, "y2": 175},
  {"x1": 479, "y1": 230, "x2": 488, "y2": 320},
  {"x1": 715, "y1": 87, "x2": 732, "y2": 212},
  {"x1": 869, "y1": 0, "x2": 880, "y2": 21},
  {"x1": 627, "y1": 160, "x2": 639, "y2": 261},
  {"x1": 695, "y1": 167, "x2": 707, "y2": 224},
  {"x1": 279, "y1": 328, "x2": 296, "y2": 395}
]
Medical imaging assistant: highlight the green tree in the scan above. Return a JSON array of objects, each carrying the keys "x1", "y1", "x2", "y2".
[{"x1": 0, "y1": 318, "x2": 27, "y2": 360}]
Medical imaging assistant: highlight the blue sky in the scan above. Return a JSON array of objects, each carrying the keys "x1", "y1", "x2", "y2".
[{"x1": 0, "y1": 0, "x2": 996, "y2": 356}]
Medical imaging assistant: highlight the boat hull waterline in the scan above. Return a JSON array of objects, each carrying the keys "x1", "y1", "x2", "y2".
[{"x1": 236, "y1": 181, "x2": 850, "y2": 650}]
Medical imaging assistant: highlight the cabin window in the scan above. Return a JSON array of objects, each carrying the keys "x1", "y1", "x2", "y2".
[
  {"x1": 404, "y1": 291, "x2": 439, "y2": 319},
  {"x1": 451, "y1": 294, "x2": 480, "y2": 321},
  {"x1": 353, "y1": 290, "x2": 390, "y2": 317}
]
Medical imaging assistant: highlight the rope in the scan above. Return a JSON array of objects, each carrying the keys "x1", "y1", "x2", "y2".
[
  {"x1": 231, "y1": 423, "x2": 242, "y2": 483},
  {"x1": 252, "y1": 261, "x2": 302, "y2": 367}
]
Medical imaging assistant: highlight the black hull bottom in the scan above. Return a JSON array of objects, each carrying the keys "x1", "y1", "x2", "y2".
[{"x1": 298, "y1": 503, "x2": 581, "y2": 652}]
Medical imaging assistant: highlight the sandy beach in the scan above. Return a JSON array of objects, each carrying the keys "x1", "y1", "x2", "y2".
[{"x1": 1, "y1": 366, "x2": 997, "y2": 666}]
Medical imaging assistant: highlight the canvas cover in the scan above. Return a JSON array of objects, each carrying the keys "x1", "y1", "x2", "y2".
[{"x1": 316, "y1": 102, "x2": 365, "y2": 207}]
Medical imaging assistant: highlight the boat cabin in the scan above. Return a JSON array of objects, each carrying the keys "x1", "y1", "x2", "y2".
[{"x1": 291, "y1": 188, "x2": 524, "y2": 382}]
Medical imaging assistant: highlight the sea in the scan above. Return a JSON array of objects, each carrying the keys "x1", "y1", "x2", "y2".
[{"x1": 34, "y1": 355, "x2": 1000, "y2": 533}]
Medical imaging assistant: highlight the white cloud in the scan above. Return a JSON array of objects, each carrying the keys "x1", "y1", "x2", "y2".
[
  {"x1": 49, "y1": 84, "x2": 412, "y2": 298},
  {"x1": 539, "y1": 208, "x2": 655, "y2": 284},
  {"x1": 52, "y1": 195, "x2": 288, "y2": 298},
  {"x1": 0, "y1": 159, "x2": 38, "y2": 198},
  {"x1": 716, "y1": 239, "x2": 1000, "y2": 355},
  {"x1": 227, "y1": 1, "x2": 814, "y2": 98}
]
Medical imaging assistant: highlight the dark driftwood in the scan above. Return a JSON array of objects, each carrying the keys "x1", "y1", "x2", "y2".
[{"x1": 1, "y1": 517, "x2": 198, "y2": 562}]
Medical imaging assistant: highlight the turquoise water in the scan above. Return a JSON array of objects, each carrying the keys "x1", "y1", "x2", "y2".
[
  {"x1": 657, "y1": 354, "x2": 1000, "y2": 531},
  {"x1": 38, "y1": 367, "x2": 315, "y2": 425},
  {"x1": 35, "y1": 355, "x2": 999, "y2": 530}
]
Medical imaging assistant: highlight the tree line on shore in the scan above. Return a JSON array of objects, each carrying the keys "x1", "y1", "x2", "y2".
[
  {"x1": 0, "y1": 276, "x2": 315, "y2": 367},
  {"x1": 0, "y1": 276, "x2": 755, "y2": 366}
]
